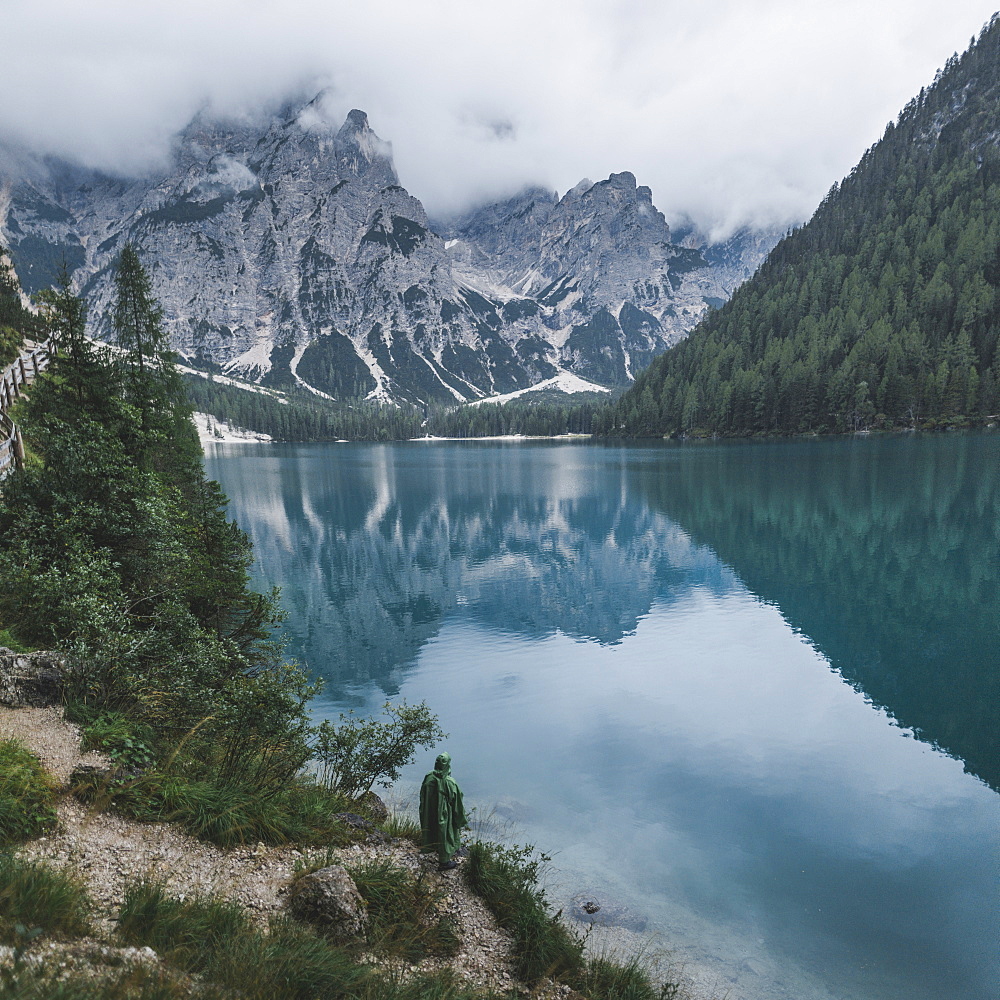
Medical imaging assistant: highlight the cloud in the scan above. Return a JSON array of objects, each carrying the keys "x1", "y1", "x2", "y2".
[{"x1": 1, "y1": 0, "x2": 996, "y2": 236}]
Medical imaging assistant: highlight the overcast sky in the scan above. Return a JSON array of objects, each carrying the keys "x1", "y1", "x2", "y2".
[{"x1": 2, "y1": 1, "x2": 998, "y2": 237}]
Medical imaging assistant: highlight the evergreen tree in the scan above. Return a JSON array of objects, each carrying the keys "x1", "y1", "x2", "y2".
[
  {"x1": 110, "y1": 244, "x2": 199, "y2": 471},
  {"x1": 604, "y1": 14, "x2": 1000, "y2": 437}
]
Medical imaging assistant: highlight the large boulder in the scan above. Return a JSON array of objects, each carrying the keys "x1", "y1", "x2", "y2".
[
  {"x1": 0, "y1": 649, "x2": 65, "y2": 707},
  {"x1": 287, "y1": 865, "x2": 369, "y2": 941}
]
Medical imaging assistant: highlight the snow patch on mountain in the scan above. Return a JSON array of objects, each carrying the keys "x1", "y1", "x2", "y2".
[{"x1": 469, "y1": 371, "x2": 611, "y2": 407}]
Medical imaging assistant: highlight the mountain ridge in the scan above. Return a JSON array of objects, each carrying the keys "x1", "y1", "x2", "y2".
[{"x1": 1, "y1": 100, "x2": 779, "y2": 406}]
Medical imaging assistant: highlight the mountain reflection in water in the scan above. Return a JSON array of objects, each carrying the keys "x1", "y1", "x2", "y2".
[{"x1": 208, "y1": 434, "x2": 999, "y2": 794}]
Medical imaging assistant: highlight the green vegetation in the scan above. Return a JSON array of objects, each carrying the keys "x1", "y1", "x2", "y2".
[
  {"x1": 0, "y1": 246, "x2": 41, "y2": 369},
  {"x1": 118, "y1": 881, "x2": 372, "y2": 999},
  {"x1": 0, "y1": 739, "x2": 58, "y2": 845},
  {"x1": 345, "y1": 859, "x2": 459, "y2": 960},
  {"x1": 466, "y1": 842, "x2": 674, "y2": 1000},
  {"x1": 423, "y1": 395, "x2": 603, "y2": 438},
  {"x1": 314, "y1": 701, "x2": 446, "y2": 799},
  {"x1": 184, "y1": 374, "x2": 424, "y2": 441},
  {"x1": 465, "y1": 841, "x2": 582, "y2": 982},
  {"x1": 0, "y1": 854, "x2": 91, "y2": 942},
  {"x1": 600, "y1": 16, "x2": 1000, "y2": 437},
  {"x1": 0, "y1": 244, "x2": 349, "y2": 847}
]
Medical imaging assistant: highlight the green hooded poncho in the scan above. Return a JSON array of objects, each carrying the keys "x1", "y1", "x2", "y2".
[{"x1": 419, "y1": 752, "x2": 467, "y2": 863}]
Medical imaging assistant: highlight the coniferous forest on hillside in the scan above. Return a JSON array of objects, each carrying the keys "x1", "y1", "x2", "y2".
[{"x1": 596, "y1": 15, "x2": 1000, "y2": 438}]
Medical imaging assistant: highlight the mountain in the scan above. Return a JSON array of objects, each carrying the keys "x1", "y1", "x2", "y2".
[
  {"x1": 601, "y1": 16, "x2": 1000, "y2": 437},
  {"x1": 0, "y1": 98, "x2": 778, "y2": 406}
]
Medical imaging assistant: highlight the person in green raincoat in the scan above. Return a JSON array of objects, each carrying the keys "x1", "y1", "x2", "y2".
[{"x1": 419, "y1": 752, "x2": 467, "y2": 870}]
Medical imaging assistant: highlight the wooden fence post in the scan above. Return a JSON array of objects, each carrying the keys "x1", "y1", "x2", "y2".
[
  {"x1": 13, "y1": 427, "x2": 24, "y2": 466},
  {"x1": 19, "y1": 358, "x2": 28, "y2": 385}
]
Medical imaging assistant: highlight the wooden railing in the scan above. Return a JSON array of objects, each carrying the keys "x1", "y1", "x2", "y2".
[{"x1": 0, "y1": 340, "x2": 51, "y2": 479}]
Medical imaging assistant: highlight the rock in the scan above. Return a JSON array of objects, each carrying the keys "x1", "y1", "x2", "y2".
[
  {"x1": 356, "y1": 791, "x2": 389, "y2": 822},
  {"x1": 1, "y1": 100, "x2": 781, "y2": 407},
  {"x1": 286, "y1": 865, "x2": 369, "y2": 941},
  {"x1": 568, "y1": 891, "x2": 647, "y2": 932},
  {"x1": 0, "y1": 649, "x2": 65, "y2": 707},
  {"x1": 330, "y1": 811, "x2": 388, "y2": 843}
]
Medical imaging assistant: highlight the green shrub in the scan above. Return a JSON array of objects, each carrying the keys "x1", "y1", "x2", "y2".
[
  {"x1": 345, "y1": 858, "x2": 459, "y2": 960},
  {"x1": 0, "y1": 855, "x2": 90, "y2": 942},
  {"x1": 465, "y1": 841, "x2": 583, "y2": 983},
  {"x1": 78, "y1": 711, "x2": 155, "y2": 769},
  {"x1": 0, "y1": 738, "x2": 58, "y2": 845},
  {"x1": 314, "y1": 701, "x2": 446, "y2": 799},
  {"x1": 0, "y1": 628, "x2": 30, "y2": 653}
]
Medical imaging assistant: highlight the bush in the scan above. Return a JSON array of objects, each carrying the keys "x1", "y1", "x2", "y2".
[
  {"x1": 313, "y1": 701, "x2": 446, "y2": 799},
  {"x1": 0, "y1": 628, "x2": 30, "y2": 653},
  {"x1": 0, "y1": 855, "x2": 90, "y2": 942},
  {"x1": 77, "y1": 711, "x2": 155, "y2": 770},
  {"x1": 0, "y1": 738, "x2": 58, "y2": 845}
]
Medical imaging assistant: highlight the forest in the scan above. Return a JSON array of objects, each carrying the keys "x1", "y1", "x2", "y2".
[{"x1": 597, "y1": 15, "x2": 1000, "y2": 437}]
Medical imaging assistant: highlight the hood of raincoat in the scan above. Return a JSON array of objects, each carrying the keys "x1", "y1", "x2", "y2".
[{"x1": 434, "y1": 752, "x2": 452, "y2": 776}]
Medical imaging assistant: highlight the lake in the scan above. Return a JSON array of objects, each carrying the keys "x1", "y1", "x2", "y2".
[{"x1": 204, "y1": 432, "x2": 1000, "y2": 1000}]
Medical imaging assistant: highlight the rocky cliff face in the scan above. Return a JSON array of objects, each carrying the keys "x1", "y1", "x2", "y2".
[{"x1": 0, "y1": 97, "x2": 780, "y2": 405}]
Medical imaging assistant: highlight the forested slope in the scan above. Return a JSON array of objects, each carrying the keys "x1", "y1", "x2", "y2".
[{"x1": 598, "y1": 15, "x2": 1000, "y2": 436}]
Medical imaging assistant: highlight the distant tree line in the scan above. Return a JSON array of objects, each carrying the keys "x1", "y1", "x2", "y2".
[
  {"x1": 598, "y1": 16, "x2": 1000, "y2": 437},
  {"x1": 184, "y1": 376, "x2": 424, "y2": 441},
  {"x1": 423, "y1": 397, "x2": 600, "y2": 438}
]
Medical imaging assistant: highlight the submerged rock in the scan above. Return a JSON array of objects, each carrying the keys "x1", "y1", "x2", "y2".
[
  {"x1": 568, "y1": 891, "x2": 647, "y2": 932},
  {"x1": 287, "y1": 865, "x2": 369, "y2": 941}
]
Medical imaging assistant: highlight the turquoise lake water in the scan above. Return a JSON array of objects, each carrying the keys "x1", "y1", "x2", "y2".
[{"x1": 204, "y1": 433, "x2": 1000, "y2": 1000}]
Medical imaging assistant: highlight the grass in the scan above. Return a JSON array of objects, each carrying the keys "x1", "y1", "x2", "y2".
[
  {"x1": 70, "y1": 767, "x2": 354, "y2": 848},
  {"x1": 378, "y1": 811, "x2": 423, "y2": 844},
  {"x1": 568, "y1": 951, "x2": 680, "y2": 1000},
  {"x1": 345, "y1": 858, "x2": 459, "y2": 960},
  {"x1": 0, "y1": 854, "x2": 91, "y2": 942},
  {"x1": 116, "y1": 880, "x2": 375, "y2": 1000},
  {"x1": 0, "y1": 737, "x2": 58, "y2": 845},
  {"x1": 0, "y1": 627, "x2": 31, "y2": 653},
  {"x1": 466, "y1": 841, "x2": 677, "y2": 1000},
  {"x1": 465, "y1": 841, "x2": 583, "y2": 983},
  {"x1": 0, "y1": 966, "x2": 224, "y2": 1000}
]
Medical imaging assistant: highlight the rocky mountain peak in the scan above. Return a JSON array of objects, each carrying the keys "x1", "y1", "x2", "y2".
[
  {"x1": 0, "y1": 102, "x2": 781, "y2": 405},
  {"x1": 340, "y1": 109, "x2": 371, "y2": 134}
]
